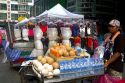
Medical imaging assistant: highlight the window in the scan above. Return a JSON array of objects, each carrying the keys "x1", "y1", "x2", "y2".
[
  {"x1": 11, "y1": 14, "x2": 18, "y2": 20},
  {"x1": 0, "y1": 13, "x2": 7, "y2": 20},
  {"x1": 26, "y1": 0, "x2": 32, "y2": 3},
  {"x1": 68, "y1": 1, "x2": 75, "y2": 6},
  {"x1": 18, "y1": 5, "x2": 26, "y2": 11},
  {"x1": 19, "y1": 0, "x2": 32, "y2": 3},
  {"x1": 11, "y1": 0, "x2": 18, "y2": 1},
  {"x1": 0, "y1": 4, "x2": 7, "y2": 10},
  {"x1": 26, "y1": 6, "x2": 31, "y2": 11},
  {"x1": 11, "y1": 4, "x2": 18, "y2": 11},
  {"x1": 18, "y1": 14, "x2": 30, "y2": 18}
]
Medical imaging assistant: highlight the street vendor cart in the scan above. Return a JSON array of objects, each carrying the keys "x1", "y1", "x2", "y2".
[{"x1": 19, "y1": 57, "x2": 104, "y2": 83}]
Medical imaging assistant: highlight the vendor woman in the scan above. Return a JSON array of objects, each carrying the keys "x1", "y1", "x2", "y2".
[{"x1": 104, "y1": 19, "x2": 125, "y2": 79}]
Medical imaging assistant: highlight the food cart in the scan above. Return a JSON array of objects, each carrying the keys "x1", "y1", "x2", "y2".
[
  {"x1": 18, "y1": 4, "x2": 104, "y2": 83},
  {"x1": 19, "y1": 57, "x2": 104, "y2": 83}
]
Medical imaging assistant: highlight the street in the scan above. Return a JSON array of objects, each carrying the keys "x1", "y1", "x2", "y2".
[{"x1": 0, "y1": 52, "x2": 21, "y2": 83}]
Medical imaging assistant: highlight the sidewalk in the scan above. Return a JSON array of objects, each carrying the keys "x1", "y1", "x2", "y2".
[{"x1": 0, "y1": 53, "x2": 21, "y2": 83}]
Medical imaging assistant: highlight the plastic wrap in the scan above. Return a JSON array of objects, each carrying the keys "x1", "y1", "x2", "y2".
[
  {"x1": 34, "y1": 25, "x2": 43, "y2": 40},
  {"x1": 48, "y1": 41, "x2": 57, "y2": 48},
  {"x1": 14, "y1": 29, "x2": 21, "y2": 40},
  {"x1": 22, "y1": 28, "x2": 29, "y2": 41},
  {"x1": 30, "y1": 49, "x2": 43, "y2": 57},
  {"x1": 80, "y1": 28, "x2": 85, "y2": 38},
  {"x1": 61, "y1": 27, "x2": 72, "y2": 40},
  {"x1": 47, "y1": 28, "x2": 58, "y2": 41},
  {"x1": 62, "y1": 40, "x2": 71, "y2": 46},
  {"x1": 34, "y1": 40, "x2": 43, "y2": 50}
]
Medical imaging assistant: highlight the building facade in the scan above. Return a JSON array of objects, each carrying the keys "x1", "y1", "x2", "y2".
[
  {"x1": 67, "y1": 0, "x2": 96, "y2": 17},
  {"x1": 67, "y1": 0, "x2": 118, "y2": 19},
  {"x1": 0, "y1": 0, "x2": 34, "y2": 25}
]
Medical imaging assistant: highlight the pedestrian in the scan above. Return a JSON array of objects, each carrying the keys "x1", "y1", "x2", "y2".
[{"x1": 104, "y1": 19, "x2": 125, "y2": 79}]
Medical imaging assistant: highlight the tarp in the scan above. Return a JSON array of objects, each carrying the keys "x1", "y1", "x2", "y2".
[
  {"x1": 36, "y1": 4, "x2": 84, "y2": 19},
  {"x1": 15, "y1": 18, "x2": 29, "y2": 26}
]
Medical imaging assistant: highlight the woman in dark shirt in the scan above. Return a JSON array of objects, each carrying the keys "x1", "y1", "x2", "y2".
[{"x1": 104, "y1": 19, "x2": 125, "y2": 79}]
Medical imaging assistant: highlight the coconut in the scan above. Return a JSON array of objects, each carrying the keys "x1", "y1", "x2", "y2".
[
  {"x1": 37, "y1": 55, "x2": 43, "y2": 61},
  {"x1": 43, "y1": 63, "x2": 50, "y2": 69},
  {"x1": 47, "y1": 72, "x2": 53, "y2": 78},
  {"x1": 42, "y1": 69, "x2": 49, "y2": 76},
  {"x1": 47, "y1": 57, "x2": 54, "y2": 65},
  {"x1": 69, "y1": 50, "x2": 76, "y2": 56},
  {"x1": 52, "y1": 62, "x2": 60, "y2": 69},
  {"x1": 53, "y1": 69, "x2": 60, "y2": 75},
  {"x1": 38, "y1": 66, "x2": 44, "y2": 73},
  {"x1": 47, "y1": 65, "x2": 53, "y2": 72},
  {"x1": 40, "y1": 57, "x2": 47, "y2": 64}
]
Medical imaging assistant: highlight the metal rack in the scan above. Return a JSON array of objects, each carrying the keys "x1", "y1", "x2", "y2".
[{"x1": 19, "y1": 65, "x2": 104, "y2": 83}]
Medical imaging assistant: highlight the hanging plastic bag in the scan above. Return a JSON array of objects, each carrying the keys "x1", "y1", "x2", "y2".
[
  {"x1": 30, "y1": 48, "x2": 43, "y2": 57},
  {"x1": 48, "y1": 40, "x2": 57, "y2": 48},
  {"x1": 14, "y1": 28, "x2": 21, "y2": 41},
  {"x1": 62, "y1": 40, "x2": 71, "y2": 46},
  {"x1": 93, "y1": 45, "x2": 105, "y2": 58},
  {"x1": 61, "y1": 27, "x2": 72, "y2": 40},
  {"x1": 22, "y1": 28, "x2": 29, "y2": 41},
  {"x1": 47, "y1": 28, "x2": 58, "y2": 41},
  {"x1": 34, "y1": 25, "x2": 43, "y2": 40},
  {"x1": 34, "y1": 40, "x2": 43, "y2": 50}
]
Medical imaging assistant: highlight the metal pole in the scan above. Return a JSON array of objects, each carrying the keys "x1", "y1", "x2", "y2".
[{"x1": 7, "y1": 21, "x2": 13, "y2": 43}]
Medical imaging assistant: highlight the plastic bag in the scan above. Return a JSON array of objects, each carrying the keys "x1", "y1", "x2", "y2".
[
  {"x1": 93, "y1": 45, "x2": 105, "y2": 58},
  {"x1": 34, "y1": 40, "x2": 43, "y2": 50},
  {"x1": 30, "y1": 48, "x2": 43, "y2": 57},
  {"x1": 47, "y1": 28, "x2": 58, "y2": 41},
  {"x1": 14, "y1": 28, "x2": 21, "y2": 40},
  {"x1": 62, "y1": 40, "x2": 71, "y2": 46},
  {"x1": 61, "y1": 27, "x2": 72, "y2": 40},
  {"x1": 48, "y1": 40, "x2": 57, "y2": 48},
  {"x1": 34, "y1": 25, "x2": 43, "y2": 40},
  {"x1": 22, "y1": 28, "x2": 29, "y2": 41}
]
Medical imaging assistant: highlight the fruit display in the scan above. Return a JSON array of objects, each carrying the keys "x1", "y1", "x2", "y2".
[
  {"x1": 49, "y1": 43, "x2": 77, "y2": 58},
  {"x1": 45, "y1": 43, "x2": 90, "y2": 61},
  {"x1": 32, "y1": 43, "x2": 90, "y2": 79},
  {"x1": 32, "y1": 55, "x2": 60, "y2": 78}
]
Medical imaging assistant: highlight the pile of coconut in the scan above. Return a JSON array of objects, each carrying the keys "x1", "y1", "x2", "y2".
[{"x1": 32, "y1": 56, "x2": 60, "y2": 78}]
